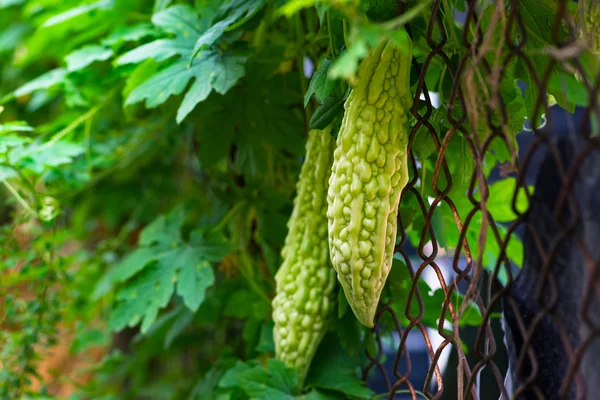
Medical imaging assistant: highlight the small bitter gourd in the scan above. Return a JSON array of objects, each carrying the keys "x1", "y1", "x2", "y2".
[
  {"x1": 272, "y1": 126, "x2": 336, "y2": 384},
  {"x1": 327, "y1": 33, "x2": 412, "y2": 328}
]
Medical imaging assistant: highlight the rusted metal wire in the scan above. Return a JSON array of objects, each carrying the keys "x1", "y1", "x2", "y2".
[{"x1": 363, "y1": 1, "x2": 600, "y2": 399}]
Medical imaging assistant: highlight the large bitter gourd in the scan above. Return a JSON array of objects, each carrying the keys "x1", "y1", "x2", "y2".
[
  {"x1": 272, "y1": 126, "x2": 336, "y2": 384},
  {"x1": 327, "y1": 34, "x2": 412, "y2": 328}
]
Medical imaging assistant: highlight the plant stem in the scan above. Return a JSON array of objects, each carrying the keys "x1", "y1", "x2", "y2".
[
  {"x1": 1, "y1": 178, "x2": 38, "y2": 218},
  {"x1": 85, "y1": 115, "x2": 93, "y2": 178},
  {"x1": 295, "y1": 13, "x2": 310, "y2": 132},
  {"x1": 35, "y1": 86, "x2": 118, "y2": 152},
  {"x1": 342, "y1": 19, "x2": 349, "y2": 46},
  {"x1": 212, "y1": 201, "x2": 247, "y2": 233},
  {"x1": 381, "y1": 0, "x2": 433, "y2": 30},
  {"x1": 239, "y1": 251, "x2": 271, "y2": 304},
  {"x1": 328, "y1": 11, "x2": 337, "y2": 57},
  {"x1": 0, "y1": 163, "x2": 36, "y2": 196}
]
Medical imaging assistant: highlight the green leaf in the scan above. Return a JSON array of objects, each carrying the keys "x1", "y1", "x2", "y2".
[
  {"x1": 9, "y1": 140, "x2": 85, "y2": 174},
  {"x1": 117, "y1": 39, "x2": 185, "y2": 65},
  {"x1": 514, "y1": 60, "x2": 543, "y2": 127},
  {"x1": 177, "y1": 51, "x2": 248, "y2": 122},
  {"x1": 190, "y1": 19, "x2": 232, "y2": 59},
  {"x1": 0, "y1": 23, "x2": 29, "y2": 54},
  {"x1": 363, "y1": 0, "x2": 400, "y2": 22},
  {"x1": 122, "y1": 59, "x2": 161, "y2": 100},
  {"x1": 385, "y1": 257, "x2": 483, "y2": 328},
  {"x1": 65, "y1": 45, "x2": 113, "y2": 72},
  {"x1": 547, "y1": 71, "x2": 589, "y2": 109},
  {"x1": 189, "y1": 228, "x2": 235, "y2": 262},
  {"x1": 154, "y1": 0, "x2": 173, "y2": 13},
  {"x1": 117, "y1": 5, "x2": 203, "y2": 65},
  {"x1": 219, "y1": 360, "x2": 257, "y2": 389},
  {"x1": 104, "y1": 206, "x2": 231, "y2": 333},
  {"x1": 63, "y1": 77, "x2": 89, "y2": 108},
  {"x1": 176, "y1": 260, "x2": 215, "y2": 311},
  {"x1": 42, "y1": 0, "x2": 115, "y2": 27},
  {"x1": 328, "y1": 24, "x2": 401, "y2": 80},
  {"x1": 504, "y1": 81, "x2": 527, "y2": 137},
  {"x1": 194, "y1": 60, "x2": 303, "y2": 176},
  {"x1": 329, "y1": 39, "x2": 369, "y2": 80},
  {"x1": 412, "y1": 106, "x2": 444, "y2": 162},
  {"x1": 13, "y1": 68, "x2": 67, "y2": 98},
  {"x1": 224, "y1": 290, "x2": 268, "y2": 319},
  {"x1": 336, "y1": 286, "x2": 349, "y2": 318},
  {"x1": 304, "y1": 58, "x2": 337, "y2": 107},
  {"x1": 0, "y1": 136, "x2": 28, "y2": 152},
  {"x1": 69, "y1": 327, "x2": 110, "y2": 354},
  {"x1": 109, "y1": 262, "x2": 177, "y2": 333},
  {"x1": 102, "y1": 23, "x2": 157, "y2": 47},
  {"x1": 164, "y1": 307, "x2": 194, "y2": 348},
  {"x1": 277, "y1": 0, "x2": 316, "y2": 17},
  {"x1": 93, "y1": 247, "x2": 159, "y2": 297},
  {"x1": 517, "y1": 0, "x2": 576, "y2": 121},
  {"x1": 125, "y1": 50, "x2": 247, "y2": 122},
  {"x1": 237, "y1": 359, "x2": 298, "y2": 399},
  {"x1": 139, "y1": 204, "x2": 187, "y2": 245},
  {"x1": 222, "y1": 0, "x2": 266, "y2": 31},
  {"x1": 305, "y1": 334, "x2": 372, "y2": 399},
  {"x1": 118, "y1": 5, "x2": 249, "y2": 122},
  {"x1": 189, "y1": 356, "x2": 239, "y2": 400},
  {"x1": 477, "y1": 178, "x2": 529, "y2": 223},
  {"x1": 331, "y1": 304, "x2": 362, "y2": 357},
  {"x1": 255, "y1": 321, "x2": 275, "y2": 353},
  {"x1": 222, "y1": 359, "x2": 326, "y2": 399},
  {"x1": 152, "y1": 4, "x2": 205, "y2": 36},
  {"x1": 309, "y1": 95, "x2": 345, "y2": 130},
  {"x1": 189, "y1": 0, "x2": 267, "y2": 61},
  {"x1": 0, "y1": 122, "x2": 33, "y2": 135},
  {"x1": 304, "y1": 390, "x2": 345, "y2": 400},
  {"x1": 518, "y1": 0, "x2": 558, "y2": 48},
  {"x1": 0, "y1": 0, "x2": 25, "y2": 8},
  {"x1": 466, "y1": 214, "x2": 525, "y2": 275}
]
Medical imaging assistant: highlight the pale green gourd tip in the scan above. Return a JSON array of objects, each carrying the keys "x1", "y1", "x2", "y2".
[
  {"x1": 327, "y1": 31, "x2": 413, "y2": 328},
  {"x1": 272, "y1": 125, "x2": 336, "y2": 385}
]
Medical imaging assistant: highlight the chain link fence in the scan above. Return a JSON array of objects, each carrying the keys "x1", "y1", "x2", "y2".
[{"x1": 363, "y1": 1, "x2": 600, "y2": 398}]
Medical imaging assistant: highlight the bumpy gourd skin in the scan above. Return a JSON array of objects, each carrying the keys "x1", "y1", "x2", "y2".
[
  {"x1": 272, "y1": 127, "x2": 336, "y2": 384},
  {"x1": 327, "y1": 35, "x2": 412, "y2": 328},
  {"x1": 583, "y1": 1, "x2": 600, "y2": 54}
]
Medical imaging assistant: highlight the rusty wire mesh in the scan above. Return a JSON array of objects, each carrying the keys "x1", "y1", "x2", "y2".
[{"x1": 362, "y1": 1, "x2": 600, "y2": 399}]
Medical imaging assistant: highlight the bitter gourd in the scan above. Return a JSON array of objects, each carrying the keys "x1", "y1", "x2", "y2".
[
  {"x1": 327, "y1": 33, "x2": 412, "y2": 328},
  {"x1": 272, "y1": 126, "x2": 336, "y2": 384},
  {"x1": 583, "y1": 1, "x2": 600, "y2": 54}
]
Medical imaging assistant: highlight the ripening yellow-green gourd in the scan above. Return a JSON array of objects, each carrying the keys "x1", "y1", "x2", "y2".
[{"x1": 327, "y1": 31, "x2": 412, "y2": 328}]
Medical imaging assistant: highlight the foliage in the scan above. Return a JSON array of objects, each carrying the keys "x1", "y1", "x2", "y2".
[{"x1": 0, "y1": 0, "x2": 593, "y2": 398}]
